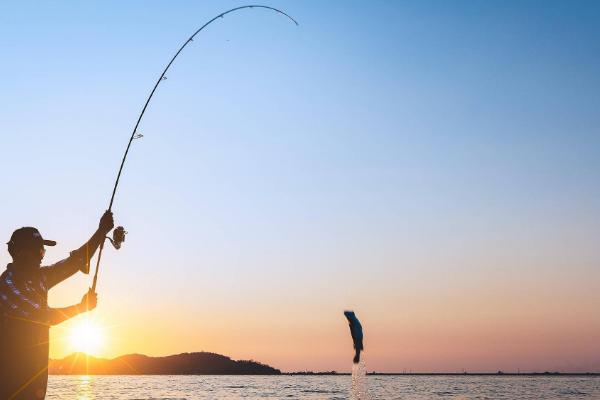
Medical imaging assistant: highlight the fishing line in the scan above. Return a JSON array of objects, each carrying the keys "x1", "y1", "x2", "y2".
[{"x1": 91, "y1": 5, "x2": 298, "y2": 291}]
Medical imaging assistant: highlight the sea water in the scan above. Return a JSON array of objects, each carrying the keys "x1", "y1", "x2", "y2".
[{"x1": 47, "y1": 374, "x2": 600, "y2": 399}]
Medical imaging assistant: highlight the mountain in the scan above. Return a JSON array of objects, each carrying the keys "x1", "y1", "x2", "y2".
[{"x1": 49, "y1": 352, "x2": 281, "y2": 375}]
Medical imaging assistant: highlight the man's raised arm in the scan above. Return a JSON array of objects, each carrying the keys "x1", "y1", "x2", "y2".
[{"x1": 42, "y1": 211, "x2": 114, "y2": 289}]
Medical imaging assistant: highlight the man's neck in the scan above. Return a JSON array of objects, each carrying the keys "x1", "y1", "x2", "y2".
[{"x1": 8, "y1": 262, "x2": 40, "y2": 279}]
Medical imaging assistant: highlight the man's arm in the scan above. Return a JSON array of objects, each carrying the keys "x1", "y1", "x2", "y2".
[
  {"x1": 48, "y1": 289, "x2": 97, "y2": 326},
  {"x1": 42, "y1": 211, "x2": 114, "y2": 289}
]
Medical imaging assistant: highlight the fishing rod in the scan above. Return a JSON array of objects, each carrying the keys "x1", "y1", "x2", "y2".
[{"x1": 90, "y1": 5, "x2": 298, "y2": 292}]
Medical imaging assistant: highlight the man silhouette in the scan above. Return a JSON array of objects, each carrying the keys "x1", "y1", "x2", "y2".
[{"x1": 0, "y1": 211, "x2": 114, "y2": 399}]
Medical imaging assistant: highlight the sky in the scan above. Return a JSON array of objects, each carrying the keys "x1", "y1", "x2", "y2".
[{"x1": 1, "y1": 0, "x2": 599, "y2": 373}]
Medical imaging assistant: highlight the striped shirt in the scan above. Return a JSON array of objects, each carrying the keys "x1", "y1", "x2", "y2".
[
  {"x1": 0, "y1": 268, "x2": 47, "y2": 320},
  {"x1": 0, "y1": 246, "x2": 91, "y2": 399},
  {"x1": 0, "y1": 249, "x2": 88, "y2": 324}
]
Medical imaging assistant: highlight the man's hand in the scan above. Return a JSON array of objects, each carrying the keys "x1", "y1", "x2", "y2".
[
  {"x1": 79, "y1": 288, "x2": 98, "y2": 312},
  {"x1": 98, "y1": 210, "x2": 114, "y2": 236}
]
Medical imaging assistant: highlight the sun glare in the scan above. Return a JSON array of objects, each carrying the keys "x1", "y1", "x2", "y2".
[{"x1": 69, "y1": 318, "x2": 104, "y2": 355}]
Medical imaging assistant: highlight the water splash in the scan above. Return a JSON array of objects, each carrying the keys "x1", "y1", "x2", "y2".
[{"x1": 350, "y1": 361, "x2": 370, "y2": 400}]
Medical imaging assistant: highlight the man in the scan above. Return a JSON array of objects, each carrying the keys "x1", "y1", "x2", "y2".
[
  {"x1": 344, "y1": 310, "x2": 364, "y2": 364},
  {"x1": 0, "y1": 211, "x2": 114, "y2": 399}
]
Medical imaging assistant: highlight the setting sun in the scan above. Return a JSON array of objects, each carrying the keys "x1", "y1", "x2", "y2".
[{"x1": 69, "y1": 318, "x2": 104, "y2": 355}]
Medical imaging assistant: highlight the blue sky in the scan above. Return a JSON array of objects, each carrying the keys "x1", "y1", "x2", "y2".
[{"x1": 1, "y1": 1, "x2": 599, "y2": 372}]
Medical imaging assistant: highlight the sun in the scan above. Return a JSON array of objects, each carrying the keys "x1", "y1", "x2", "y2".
[{"x1": 69, "y1": 318, "x2": 104, "y2": 355}]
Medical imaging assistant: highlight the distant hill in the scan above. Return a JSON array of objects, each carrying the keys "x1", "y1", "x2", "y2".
[{"x1": 49, "y1": 352, "x2": 281, "y2": 375}]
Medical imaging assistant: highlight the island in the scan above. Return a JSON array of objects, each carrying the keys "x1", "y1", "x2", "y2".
[{"x1": 49, "y1": 352, "x2": 281, "y2": 375}]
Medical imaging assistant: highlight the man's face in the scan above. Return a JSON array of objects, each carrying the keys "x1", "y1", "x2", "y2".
[{"x1": 13, "y1": 243, "x2": 45, "y2": 268}]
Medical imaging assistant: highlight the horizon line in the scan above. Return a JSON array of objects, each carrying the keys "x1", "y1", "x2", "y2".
[{"x1": 52, "y1": 352, "x2": 600, "y2": 376}]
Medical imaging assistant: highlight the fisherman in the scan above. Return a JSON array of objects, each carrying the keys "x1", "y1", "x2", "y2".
[
  {"x1": 344, "y1": 310, "x2": 364, "y2": 364},
  {"x1": 0, "y1": 211, "x2": 114, "y2": 399}
]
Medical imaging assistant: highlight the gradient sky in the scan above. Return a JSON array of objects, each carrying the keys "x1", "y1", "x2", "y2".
[{"x1": 1, "y1": 0, "x2": 599, "y2": 373}]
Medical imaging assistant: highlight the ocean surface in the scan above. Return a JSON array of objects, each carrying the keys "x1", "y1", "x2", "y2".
[{"x1": 47, "y1": 374, "x2": 600, "y2": 399}]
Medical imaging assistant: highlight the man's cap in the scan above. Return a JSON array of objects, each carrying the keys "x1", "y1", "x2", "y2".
[{"x1": 7, "y1": 227, "x2": 57, "y2": 248}]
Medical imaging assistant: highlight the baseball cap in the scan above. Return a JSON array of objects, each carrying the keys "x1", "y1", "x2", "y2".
[{"x1": 7, "y1": 227, "x2": 57, "y2": 249}]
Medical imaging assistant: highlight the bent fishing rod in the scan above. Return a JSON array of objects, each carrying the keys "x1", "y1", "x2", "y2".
[{"x1": 90, "y1": 5, "x2": 298, "y2": 292}]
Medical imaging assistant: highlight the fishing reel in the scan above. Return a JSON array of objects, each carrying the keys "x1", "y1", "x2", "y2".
[{"x1": 106, "y1": 226, "x2": 127, "y2": 250}]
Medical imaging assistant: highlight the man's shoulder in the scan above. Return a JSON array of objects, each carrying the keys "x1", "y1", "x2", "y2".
[
  {"x1": 0, "y1": 267, "x2": 11, "y2": 284},
  {"x1": 0, "y1": 265, "x2": 45, "y2": 289}
]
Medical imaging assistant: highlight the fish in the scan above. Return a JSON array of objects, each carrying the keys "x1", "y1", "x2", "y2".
[{"x1": 344, "y1": 310, "x2": 364, "y2": 363}]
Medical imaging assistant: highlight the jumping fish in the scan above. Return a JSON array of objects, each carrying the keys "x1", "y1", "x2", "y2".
[{"x1": 344, "y1": 310, "x2": 364, "y2": 363}]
